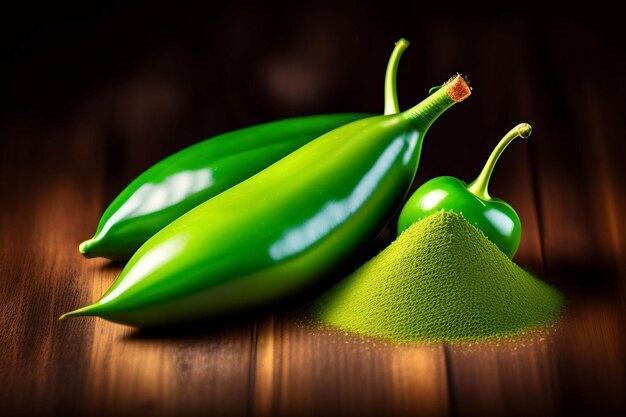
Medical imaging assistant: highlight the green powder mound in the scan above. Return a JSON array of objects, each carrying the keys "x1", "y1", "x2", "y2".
[{"x1": 314, "y1": 210, "x2": 564, "y2": 342}]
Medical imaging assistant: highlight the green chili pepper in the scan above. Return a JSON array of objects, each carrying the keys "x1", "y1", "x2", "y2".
[
  {"x1": 79, "y1": 39, "x2": 410, "y2": 261},
  {"x1": 61, "y1": 74, "x2": 471, "y2": 327},
  {"x1": 397, "y1": 123, "x2": 532, "y2": 258}
]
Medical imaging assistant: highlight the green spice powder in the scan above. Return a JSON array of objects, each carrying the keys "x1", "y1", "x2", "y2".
[{"x1": 314, "y1": 210, "x2": 564, "y2": 342}]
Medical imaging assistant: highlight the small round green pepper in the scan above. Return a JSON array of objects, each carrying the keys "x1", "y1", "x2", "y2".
[{"x1": 397, "y1": 123, "x2": 532, "y2": 258}]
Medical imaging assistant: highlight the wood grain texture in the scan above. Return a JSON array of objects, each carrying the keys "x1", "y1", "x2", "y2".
[
  {"x1": 1, "y1": 10, "x2": 624, "y2": 417},
  {"x1": 251, "y1": 314, "x2": 450, "y2": 417}
]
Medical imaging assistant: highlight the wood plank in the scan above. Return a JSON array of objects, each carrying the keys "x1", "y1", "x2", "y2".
[
  {"x1": 252, "y1": 312, "x2": 450, "y2": 417},
  {"x1": 532, "y1": 19, "x2": 626, "y2": 416},
  {"x1": 543, "y1": 18, "x2": 626, "y2": 300},
  {"x1": 84, "y1": 311, "x2": 255, "y2": 416},
  {"x1": 0, "y1": 120, "x2": 101, "y2": 416}
]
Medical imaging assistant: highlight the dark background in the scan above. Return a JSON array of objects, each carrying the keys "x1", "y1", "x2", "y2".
[
  {"x1": 1, "y1": 3, "x2": 622, "y2": 200},
  {"x1": 1, "y1": 3, "x2": 625, "y2": 417}
]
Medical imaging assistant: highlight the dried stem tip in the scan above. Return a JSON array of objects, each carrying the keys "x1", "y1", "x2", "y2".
[{"x1": 445, "y1": 74, "x2": 472, "y2": 102}]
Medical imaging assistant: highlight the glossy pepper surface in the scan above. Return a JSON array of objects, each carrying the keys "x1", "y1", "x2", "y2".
[
  {"x1": 397, "y1": 123, "x2": 532, "y2": 258},
  {"x1": 79, "y1": 39, "x2": 410, "y2": 261},
  {"x1": 62, "y1": 74, "x2": 471, "y2": 327}
]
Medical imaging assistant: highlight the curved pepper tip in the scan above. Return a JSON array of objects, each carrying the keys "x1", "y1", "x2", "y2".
[
  {"x1": 59, "y1": 304, "x2": 99, "y2": 320},
  {"x1": 79, "y1": 238, "x2": 96, "y2": 257}
]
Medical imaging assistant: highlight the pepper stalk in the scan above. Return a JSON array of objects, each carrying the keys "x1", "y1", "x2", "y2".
[{"x1": 468, "y1": 123, "x2": 532, "y2": 200}]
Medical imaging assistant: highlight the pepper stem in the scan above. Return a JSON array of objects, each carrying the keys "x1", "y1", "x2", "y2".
[
  {"x1": 384, "y1": 38, "x2": 410, "y2": 115},
  {"x1": 467, "y1": 123, "x2": 532, "y2": 201},
  {"x1": 402, "y1": 74, "x2": 471, "y2": 131}
]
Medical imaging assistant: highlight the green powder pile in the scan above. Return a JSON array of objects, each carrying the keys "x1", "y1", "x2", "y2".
[{"x1": 314, "y1": 210, "x2": 564, "y2": 342}]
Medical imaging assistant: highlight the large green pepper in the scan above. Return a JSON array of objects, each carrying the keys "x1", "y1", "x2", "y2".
[
  {"x1": 79, "y1": 39, "x2": 410, "y2": 261},
  {"x1": 62, "y1": 74, "x2": 471, "y2": 327}
]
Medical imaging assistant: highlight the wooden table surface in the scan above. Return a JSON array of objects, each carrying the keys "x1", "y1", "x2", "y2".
[{"x1": 1, "y1": 10, "x2": 624, "y2": 417}]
